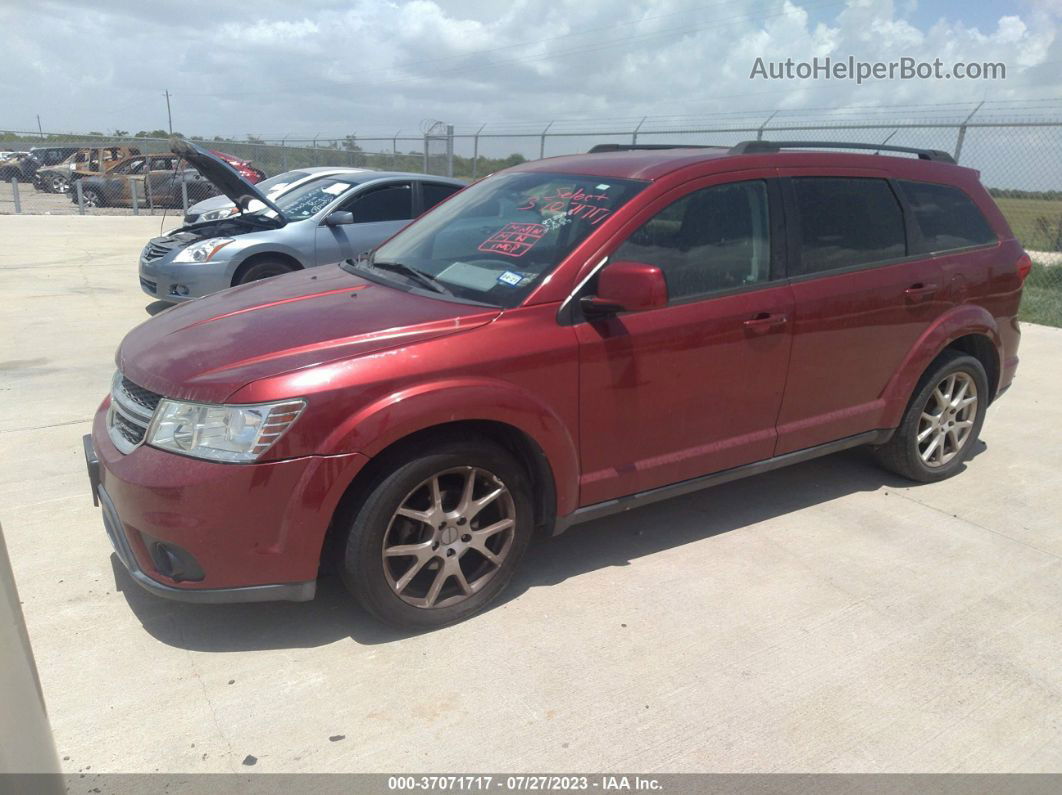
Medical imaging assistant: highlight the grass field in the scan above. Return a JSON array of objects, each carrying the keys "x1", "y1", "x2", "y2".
[
  {"x1": 1019, "y1": 262, "x2": 1062, "y2": 327},
  {"x1": 995, "y1": 196, "x2": 1062, "y2": 252}
]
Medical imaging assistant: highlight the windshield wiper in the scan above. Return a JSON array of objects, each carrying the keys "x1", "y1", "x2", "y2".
[{"x1": 363, "y1": 259, "x2": 452, "y2": 295}]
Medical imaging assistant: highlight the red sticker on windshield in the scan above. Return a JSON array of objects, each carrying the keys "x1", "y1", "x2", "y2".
[{"x1": 478, "y1": 223, "x2": 546, "y2": 258}]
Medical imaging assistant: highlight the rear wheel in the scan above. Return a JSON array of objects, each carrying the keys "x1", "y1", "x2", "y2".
[
  {"x1": 50, "y1": 174, "x2": 70, "y2": 194},
  {"x1": 873, "y1": 351, "x2": 988, "y2": 482},
  {"x1": 234, "y1": 259, "x2": 297, "y2": 286},
  {"x1": 339, "y1": 438, "x2": 534, "y2": 628}
]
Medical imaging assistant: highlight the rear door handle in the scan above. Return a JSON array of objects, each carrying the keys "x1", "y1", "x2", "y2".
[
  {"x1": 743, "y1": 312, "x2": 787, "y2": 334},
  {"x1": 904, "y1": 282, "x2": 939, "y2": 302}
]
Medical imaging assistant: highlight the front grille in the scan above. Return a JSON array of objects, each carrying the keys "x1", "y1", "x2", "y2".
[
  {"x1": 142, "y1": 242, "x2": 172, "y2": 262},
  {"x1": 107, "y1": 373, "x2": 163, "y2": 454}
]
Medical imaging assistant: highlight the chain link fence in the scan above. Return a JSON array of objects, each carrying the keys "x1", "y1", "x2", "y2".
[{"x1": 1, "y1": 102, "x2": 1059, "y2": 324}]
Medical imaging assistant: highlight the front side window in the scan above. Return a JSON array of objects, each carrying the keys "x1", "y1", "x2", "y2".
[
  {"x1": 793, "y1": 177, "x2": 906, "y2": 274},
  {"x1": 897, "y1": 180, "x2": 996, "y2": 253},
  {"x1": 356, "y1": 171, "x2": 647, "y2": 307},
  {"x1": 272, "y1": 177, "x2": 359, "y2": 220},
  {"x1": 344, "y1": 182, "x2": 413, "y2": 223},
  {"x1": 611, "y1": 180, "x2": 771, "y2": 301}
]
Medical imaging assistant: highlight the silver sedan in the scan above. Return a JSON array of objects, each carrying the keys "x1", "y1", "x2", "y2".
[{"x1": 139, "y1": 141, "x2": 465, "y2": 303}]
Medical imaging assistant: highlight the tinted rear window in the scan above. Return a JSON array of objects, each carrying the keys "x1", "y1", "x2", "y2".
[
  {"x1": 793, "y1": 177, "x2": 906, "y2": 274},
  {"x1": 897, "y1": 180, "x2": 996, "y2": 253}
]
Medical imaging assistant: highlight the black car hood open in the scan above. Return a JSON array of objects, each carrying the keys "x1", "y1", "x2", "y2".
[{"x1": 170, "y1": 138, "x2": 286, "y2": 222}]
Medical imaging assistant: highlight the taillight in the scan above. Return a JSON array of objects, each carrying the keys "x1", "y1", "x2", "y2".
[{"x1": 1016, "y1": 253, "x2": 1033, "y2": 282}]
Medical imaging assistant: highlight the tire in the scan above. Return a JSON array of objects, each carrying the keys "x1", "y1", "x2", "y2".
[
  {"x1": 873, "y1": 350, "x2": 988, "y2": 483},
  {"x1": 51, "y1": 175, "x2": 70, "y2": 194},
  {"x1": 234, "y1": 259, "x2": 297, "y2": 285},
  {"x1": 81, "y1": 188, "x2": 103, "y2": 208},
  {"x1": 339, "y1": 437, "x2": 534, "y2": 629}
]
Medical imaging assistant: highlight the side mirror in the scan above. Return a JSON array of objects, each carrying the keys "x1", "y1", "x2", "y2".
[
  {"x1": 324, "y1": 211, "x2": 354, "y2": 226},
  {"x1": 580, "y1": 260, "x2": 668, "y2": 318}
]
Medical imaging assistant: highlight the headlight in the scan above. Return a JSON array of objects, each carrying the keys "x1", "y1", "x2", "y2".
[
  {"x1": 173, "y1": 237, "x2": 235, "y2": 263},
  {"x1": 198, "y1": 207, "x2": 238, "y2": 223},
  {"x1": 147, "y1": 398, "x2": 306, "y2": 462}
]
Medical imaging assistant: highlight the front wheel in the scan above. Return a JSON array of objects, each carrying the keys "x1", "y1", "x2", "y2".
[
  {"x1": 51, "y1": 174, "x2": 70, "y2": 194},
  {"x1": 234, "y1": 259, "x2": 297, "y2": 285},
  {"x1": 873, "y1": 351, "x2": 988, "y2": 482},
  {"x1": 81, "y1": 188, "x2": 103, "y2": 208},
  {"x1": 339, "y1": 438, "x2": 534, "y2": 628}
]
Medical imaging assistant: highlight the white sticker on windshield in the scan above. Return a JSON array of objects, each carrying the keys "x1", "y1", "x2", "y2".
[
  {"x1": 322, "y1": 182, "x2": 348, "y2": 196},
  {"x1": 596, "y1": 184, "x2": 610, "y2": 190},
  {"x1": 497, "y1": 271, "x2": 524, "y2": 287}
]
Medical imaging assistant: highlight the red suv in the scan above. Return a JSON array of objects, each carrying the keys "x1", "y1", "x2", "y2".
[{"x1": 85, "y1": 141, "x2": 1028, "y2": 628}]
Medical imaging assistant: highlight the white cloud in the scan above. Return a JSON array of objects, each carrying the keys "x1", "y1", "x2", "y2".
[{"x1": 0, "y1": 0, "x2": 1057, "y2": 143}]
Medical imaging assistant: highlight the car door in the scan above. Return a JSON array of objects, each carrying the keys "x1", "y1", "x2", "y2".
[
  {"x1": 773, "y1": 170, "x2": 947, "y2": 455},
  {"x1": 314, "y1": 181, "x2": 414, "y2": 265},
  {"x1": 574, "y1": 173, "x2": 794, "y2": 505}
]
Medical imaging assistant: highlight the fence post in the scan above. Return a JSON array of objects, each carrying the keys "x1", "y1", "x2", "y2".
[
  {"x1": 130, "y1": 178, "x2": 139, "y2": 216},
  {"x1": 423, "y1": 134, "x2": 429, "y2": 174},
  {"x1": 756, "y1": 111, "x2": 778, "y2": 141},
  {"x1": 632, "y1": 116, "x2": 646, "y2": 145},
  {"x1": 472, "y1": 124, "x2": 485, "y2": 179},
  {"x1": 313, "y1": 137, "x2": 318, "y2": 166},
  {"x1": 392, "y1": 131, "x2": 400, "y2": 170},
  {"x1": 76, "y1": 179, "x2": 85, "y2": 215},
  {"x1": 10, "y1": 178, "x2": 20, "y2": 214},
  {"x1": 282, "y1": 136, "x2": 289, "y2": 171},
  {"x1": 181, "y1": 181, "x2": 189, "y2": 215},
  {"x1": 446, "y1": 125, "x2": 454, "y2": 178},
  {"x1": 540, "y1": 121, "x2": 553, "y2": 160},
  {"x1": 953, "y1": 101, "x2": 984, "y2": 163}
]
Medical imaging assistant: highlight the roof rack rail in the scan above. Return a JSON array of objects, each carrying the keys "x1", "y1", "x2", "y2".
[
  {"x1": 728, "y1": 140, "x2": 956, "y2": 164},
  {"x1": 588, "y1": 143, "x2": 722, "y2": 153}
]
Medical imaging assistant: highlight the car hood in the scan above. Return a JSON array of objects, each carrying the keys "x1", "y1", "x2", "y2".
[
  {"x1": 117, "y1": 265, "x2": 501, "y2": 403},
  {"x1": 170, "y1": 137, "x2": 285, "y2": 221}
]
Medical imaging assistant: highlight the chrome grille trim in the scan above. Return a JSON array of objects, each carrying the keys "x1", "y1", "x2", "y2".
[{"x1": 107, "y1": 372, "x2": 162, "y2": 455}]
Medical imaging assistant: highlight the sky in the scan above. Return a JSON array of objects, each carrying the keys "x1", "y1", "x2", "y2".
[{"x1": 1, "y1": 0, "x2": 1060, "y2": 152}]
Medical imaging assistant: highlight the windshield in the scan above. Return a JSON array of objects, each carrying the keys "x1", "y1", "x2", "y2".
[
  {"x1": 271, "y1": 176, "x2": 358, "y2": 220},
  {"x1": 356, "y1": 171, "x2": 646, "y2": 307}
]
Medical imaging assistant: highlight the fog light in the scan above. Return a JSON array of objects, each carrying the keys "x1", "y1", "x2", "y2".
[
  {"x1": 145, "y1": 538, "x2": 205, "y2": 582},
  {"x1": 168, "y1": 284, "x2": 190, "y2": 297}
]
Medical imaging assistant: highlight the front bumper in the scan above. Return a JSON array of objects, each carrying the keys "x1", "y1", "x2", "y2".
[
  {"x1": 85, "y1": 404, "x2": 369, "y2": 603},
  {"x1": 139, "y1": 254, "x2": 235, "y2": 302}
]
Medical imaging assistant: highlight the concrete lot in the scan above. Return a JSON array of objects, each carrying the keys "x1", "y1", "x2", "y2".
[{"x1": 1, "y1": 215, "x2": 1061, "y2": 775}]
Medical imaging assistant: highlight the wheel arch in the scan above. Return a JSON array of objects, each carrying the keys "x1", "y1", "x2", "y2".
[
  {"x1": 230, "y1": 250, "x2": 305, "y2": 287},
  {"x1": 880, "y1": 304, "x2": 1002, "y2": 428},
  {"x1": 319, "y1": 418, "x2": 562, "y2": 572}
]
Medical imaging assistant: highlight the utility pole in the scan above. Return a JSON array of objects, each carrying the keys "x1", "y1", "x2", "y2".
[
  {"x1": 164, "y1": 90, "x2": 173, "y2": 135},
  {"x1": 36, "y1": 114, "x2": 43, "y2": 138}
]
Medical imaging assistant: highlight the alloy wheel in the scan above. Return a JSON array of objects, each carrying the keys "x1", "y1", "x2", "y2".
[
  {"x1": 381, "y1": 466, "x2": 516, "y2": 609},
  {"x1": 52, "y1": 175, "x2": 69, "y2": 193},
  {"x1": 917, "y1": 371, "x2": 978, "y2": 467}
]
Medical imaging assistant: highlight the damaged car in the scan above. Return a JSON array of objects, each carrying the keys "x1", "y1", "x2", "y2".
[{"x1": 138, "y1": 139, "x2": 464, "y2": 302}]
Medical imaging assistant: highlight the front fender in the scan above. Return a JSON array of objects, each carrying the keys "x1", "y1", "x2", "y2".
[
  {"x1": 321, "y1": 377, "x2": 580, "y2": 517},
  {"x1": 880, "y1": 303, "x2": 1001, "y2": 427}
]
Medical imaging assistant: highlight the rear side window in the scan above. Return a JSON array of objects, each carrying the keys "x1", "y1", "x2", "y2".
[
  {"x1": 793, "y1": 177, "x2": 905, "y2": 274},
  {"x1": 422, "y1": 182, "x2": 461, "y2": 212},
  {"x1": 349, "y1": 182, "x2": 413, "y2": 223},
  {"x1": 897, "y1": 180, "x2": 996, "y2": 253},
  {"x1": 613, "y1": 180, "x2": 771, "y2": 301}
]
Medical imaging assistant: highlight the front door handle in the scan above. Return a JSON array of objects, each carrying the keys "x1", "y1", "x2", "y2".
[
  {"x1": 743, "y1": 312, "x2": 787, "y2": 334},
  {"x1": 904, "y1": 282, "x2": 939, "y2": 302}
]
